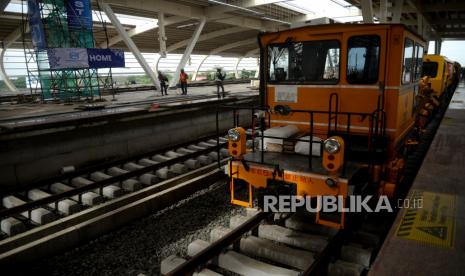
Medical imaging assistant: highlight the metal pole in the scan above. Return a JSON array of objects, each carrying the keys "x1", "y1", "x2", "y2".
[{"x1": 192, "y1": 55, "x2": 209, "y2": 81}]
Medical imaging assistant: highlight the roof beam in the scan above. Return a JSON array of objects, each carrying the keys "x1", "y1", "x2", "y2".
[
  {"x1": 360, "y1": 0, "x2": 374, "y2": 23},
  {"x1": 0, "y1": 0, "x2": 10, "y2": 12},
  {"x1": 379, "y1": 0, "x2": 388, "y2": 23},
  {"x1": 106, "y1": 0, "x2": 204, "y2": 18},
  {"x1": 405, "y1": 0, "x2": 436, "y2": 37},
  {"x1": 105, "y1": 0, "x2": 277, "y2": 31},
  {"x1": 210, "y1": 38, "x2": 256, "y2": 55},
  {"x1": 100, "y1": 0, "x2": 278, "y2": 51},
  {"x1": 392, "y1": 0, "x2": 404, "y2": 23},
  {"x1": 205, "y1": 0, "x2": 285, "y2": 18},
  {"x1": 416, "y1": 2, "x2": 465, "y2": 13},
  {"x1": 100, "y1": 15, "x2": 185, "y2": 48},
  {"x1": 167, "y1": 27, "x2": 244, "y2": 53}
]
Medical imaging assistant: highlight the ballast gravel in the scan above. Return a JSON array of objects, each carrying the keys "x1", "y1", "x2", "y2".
[{"x1": 22, "y1": 180, "x2": 243, "y2": 276}]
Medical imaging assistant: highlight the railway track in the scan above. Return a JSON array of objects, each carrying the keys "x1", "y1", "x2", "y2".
[
  {"x1": 159, "y1": 89, "x2": 457, "y2": 276},
  {"x1": 0, "y1": 133, "x2": 243, "y2": 265},
  {"x1": 161, "y1": 209, "x2": 378, "y2": 276}
]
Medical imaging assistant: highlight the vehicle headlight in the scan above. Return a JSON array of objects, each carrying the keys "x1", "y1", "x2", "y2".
[
  {"x1": 324, "y1": 138, "x2": 341, "y2": 154},
  {"x1": 228, "y1": 128, "x2": 241, "y2": 142}
]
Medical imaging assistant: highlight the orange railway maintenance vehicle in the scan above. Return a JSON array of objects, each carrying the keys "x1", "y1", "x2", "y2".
[{"x1": 221, "y1": 23, "x2": 459, "y2": 229}]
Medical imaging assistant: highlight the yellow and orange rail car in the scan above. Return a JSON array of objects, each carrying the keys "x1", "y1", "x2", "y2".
[{"x1": 222, "y1": 24, "x2": 457, "y2": 229}]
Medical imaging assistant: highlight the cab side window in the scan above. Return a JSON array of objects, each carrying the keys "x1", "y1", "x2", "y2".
[
  {"x1": 346, "y1": 35, "x2": 380, "y2": 84},
  {"x1": 268, "y1": 40, "x2": 340, "y2": 84},
  {"x1": 414, "y1": 44, "x2": 424, "y2": 80},
  {"x1": 402, "y1": 39, "x2": 414, "y2": 84}
]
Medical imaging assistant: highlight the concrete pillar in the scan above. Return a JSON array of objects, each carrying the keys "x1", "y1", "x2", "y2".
[
  {"x1": 192, "y1": 55, "x2": 209, "y2": 81},
  {"x1": 417, "y1": 15, "x2": 423, "y2": 37},
  {"x1": 254, "y1": 59, "x2": 260, "y2": 78},
  {"x1": 98, "y1": 0, "x2": 161, "y2": 90},
  {"x1": 435, "y1": 39, "x2": 442, "y2": 54},
  {"x1": 234, "y1": 57, "x2": 242, "y2": 79},
  {"x1": 379, "y1": 0, "x2": 388, "y2": 23},
  {"x1": 158, "y1": 12, "x2": 167, "y2": 58},
  {"x1": 360, "y1": 0, "x2": 374, "y2": 23},
  {"x1": 392, "y1": 0, "x2": 404, "y2": 23},
  {"x1": 169, "y1": 17, "x2": 207, "y2": 87},
  {"x1": 187, "y1": 239, "x2": 300, "y2": 276},
  {"x1": 0, "y1": 25, "x2": 26, "y2": 93},
  {"x1": 155, "y1": 55, "x2": 162, "y2": 75},
  {"x1": 0, "y1": 49, "x2": 17, "y2": 92}
]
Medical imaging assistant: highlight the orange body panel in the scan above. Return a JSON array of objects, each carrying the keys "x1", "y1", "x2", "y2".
[
  {"x1": 263, "y1": 25, "x2": 423, "y2": 153},
  {"x1": 228, "y1": 24, "x2": 428, "y2": 228}
]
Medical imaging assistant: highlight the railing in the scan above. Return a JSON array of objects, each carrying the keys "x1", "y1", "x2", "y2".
[{"x1": 216, "y1": 104, "x2": 387, "y2": 173}]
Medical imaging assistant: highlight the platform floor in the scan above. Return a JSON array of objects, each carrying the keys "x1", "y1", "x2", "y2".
[
  {"x1": 0, "y1": 83, "x2": 257, "y2": 129},
  {"x1": 370, "y1": 85, "x2": 465, "y2": 275}
]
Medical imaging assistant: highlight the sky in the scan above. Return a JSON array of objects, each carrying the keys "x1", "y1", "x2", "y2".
[{"x1": 429, "y1": 41, "x2": 465, "y2": 65}]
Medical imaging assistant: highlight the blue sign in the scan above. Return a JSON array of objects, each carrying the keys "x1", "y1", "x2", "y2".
[
  {"x1": 87, "y1": 48, "x2": 125, "y2": 68},
  {"x1": 66, "y1": 0, "x2": 93, "y2": 30},
  {"x1": 47, "y1": 48, "x2": 125, "y2": 69},
  {"x1": 27, "y1": 0, "x2": 46, "y2": 49}
]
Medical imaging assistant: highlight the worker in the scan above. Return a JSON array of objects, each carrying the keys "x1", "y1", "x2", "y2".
[
  {"x1": 158, "y1": 71, "x2": 168, "y2": 96},
  {"x1": 179, "y1": 69, "x2": 188, "y2": 95},
  {"x1": 215, "y1": 68, "x2": 226, "y2": 98}
]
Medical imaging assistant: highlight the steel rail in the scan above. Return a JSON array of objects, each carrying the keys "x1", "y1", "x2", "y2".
[
  {"x1": 0, "y1": 133, "x2": 226, "y2": 198},
  {"x1": 166, "y1": 211, "x2": 268, "y2": 276},
  {"x1": 0, "y1": 143, "x2": 227, "y2": 219}
]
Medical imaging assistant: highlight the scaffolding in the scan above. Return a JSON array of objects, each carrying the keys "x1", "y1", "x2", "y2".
[{"x1": 21, "y1": 0, "x2": 114, "y2": 101}]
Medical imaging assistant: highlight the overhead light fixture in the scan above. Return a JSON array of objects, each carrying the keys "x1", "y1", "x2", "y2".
[
  {"x1": 261, "y1": 16, "x2": 291, "y2": 25},
  {"x1": 208, "y1": 0, "x2": 263, "y2": 15}
]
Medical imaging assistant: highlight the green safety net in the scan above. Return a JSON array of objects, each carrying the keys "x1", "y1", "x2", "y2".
[{"x1": 36, "y1": 0, "x2": 100, "y2": 101}]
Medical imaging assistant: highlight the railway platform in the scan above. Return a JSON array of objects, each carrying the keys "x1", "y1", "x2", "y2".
[
  {"x1": 0, "y1": 83, "x2": 257, "y2": 188},
  {"x1": 370, "y1": 85, "x2": 465, "y2": 275},
  {"x1": 0, "y1": 83, "x2": 257, "y2": 131}
]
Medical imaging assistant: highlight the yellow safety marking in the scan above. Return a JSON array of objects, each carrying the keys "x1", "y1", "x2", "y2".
[{"x1": 396, "y1": 190, "x2": 456, "y2": 248}]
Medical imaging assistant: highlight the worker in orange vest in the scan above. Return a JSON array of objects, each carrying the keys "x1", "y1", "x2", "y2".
[{"x1": 179, "y1": 69, "x2": 188, "y2": 95}]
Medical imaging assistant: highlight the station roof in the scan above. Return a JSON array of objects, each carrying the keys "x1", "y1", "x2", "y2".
[
  {"x1": 346, "y1": 0, "x2": 465, "y2": 40},
  {"x1": 0, "y1": 0, "x2": 464, "y2": 57}
]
